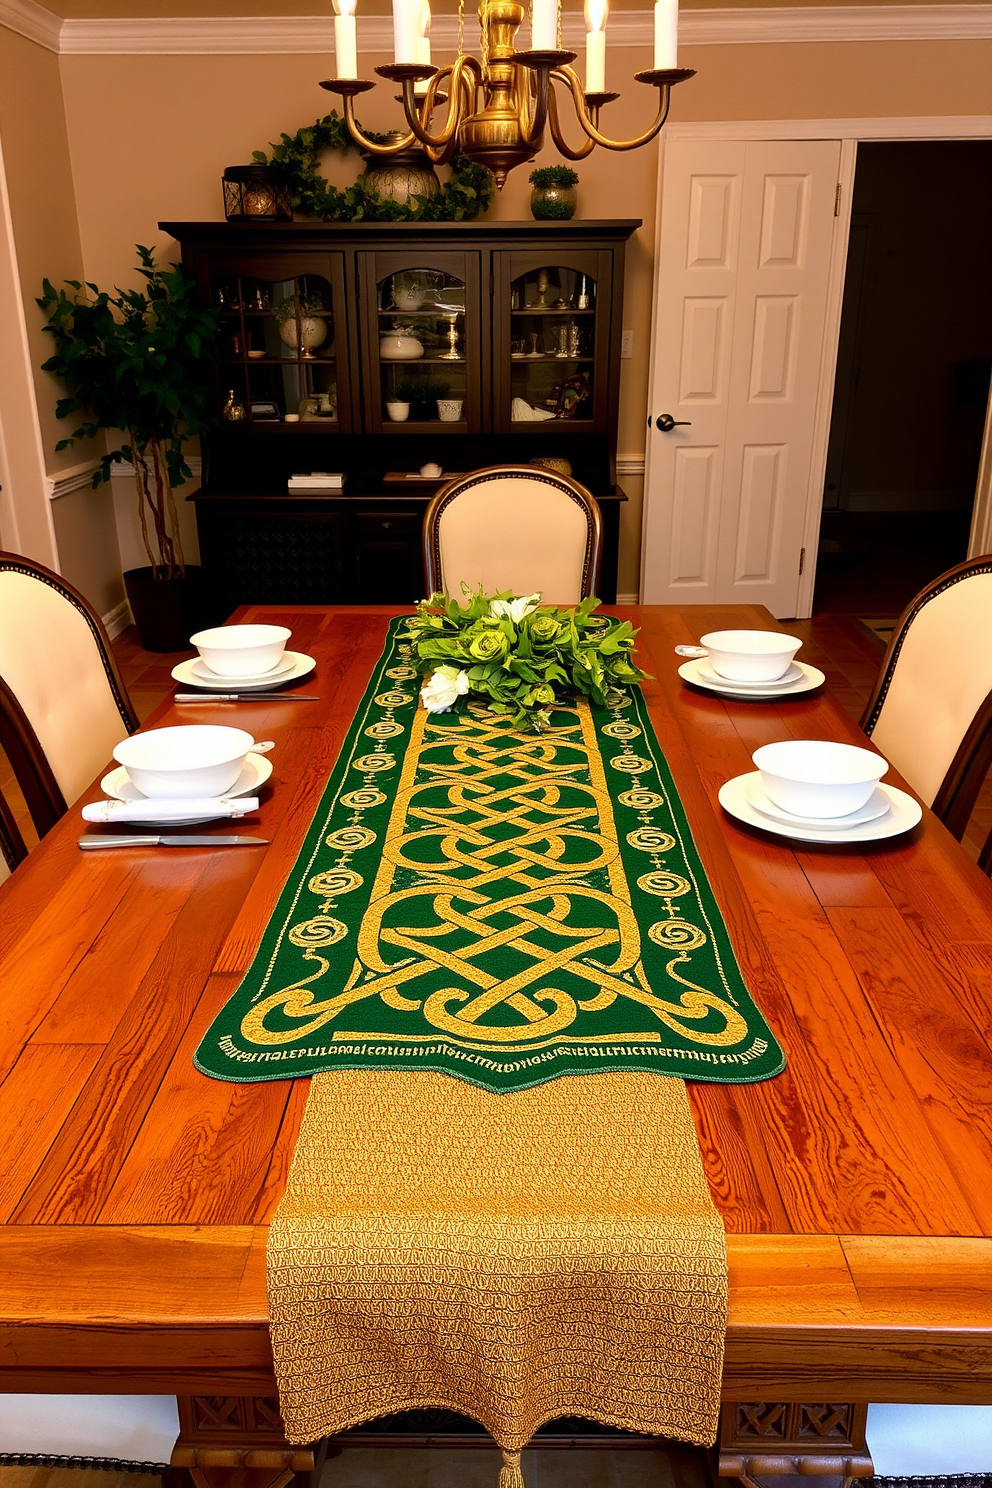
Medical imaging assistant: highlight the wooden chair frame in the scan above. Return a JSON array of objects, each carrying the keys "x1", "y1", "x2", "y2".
[
  {"x1": 860, "y1": 553, "x2": 992, "y2": 844},
  {"x1": 422, "y1": 465, "x2": 603, "y2": 601},
  {"x1": 0, "y1": 779, "x2": 27, "y2": 873},
  {"x1": 0, "y1": 551, "x2": 139, "y2": 840}
]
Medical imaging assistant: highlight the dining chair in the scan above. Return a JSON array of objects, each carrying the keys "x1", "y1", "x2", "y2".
[
  {"x1": 860, "y1": 554, "x2": 992, "y2": 841},
  {"x1": 0, "y1": 552, "x2": 139, "y2": 839},
  {"x1": 422, "y1": 464, "x2": 603, "y2": 604},
  {"x1": 0, "y1": 780, "x2": 27, "y2": 881}
]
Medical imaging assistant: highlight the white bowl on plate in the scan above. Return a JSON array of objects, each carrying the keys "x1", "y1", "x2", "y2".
[
  {"x1": 190, "y1": 623, "x2": 291, "y2": 679},
  {"x1": 752, "y1": 739, "x2": 889, "y2": 820},
  {"x1": 114, "y1": 725, "x2": 262, "y2": 798},
  {"x1": 701, "y1": 629, "x2": 802, "y2": 683}
]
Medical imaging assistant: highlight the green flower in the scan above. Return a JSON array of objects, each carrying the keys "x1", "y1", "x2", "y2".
[
  {"x1": 468, "y1": 629, "x2": 509, "y2": 662},
  {"x1": 528, "y1": 615, "x2": 562, "y2": 645}
]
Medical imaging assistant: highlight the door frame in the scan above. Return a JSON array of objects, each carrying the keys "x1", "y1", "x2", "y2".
[{"x1": 647, "y1": 115, "x2": 992, "y2": 616}]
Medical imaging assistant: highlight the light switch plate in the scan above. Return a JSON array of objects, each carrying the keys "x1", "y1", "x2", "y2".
[{"x1": 621, "y1": 331, "x2": 633, "y2": 360}]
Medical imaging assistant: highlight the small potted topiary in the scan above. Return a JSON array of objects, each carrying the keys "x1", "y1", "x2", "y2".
[{"x1": 528, "y1": 165, "x2": 579, "y2": 221}]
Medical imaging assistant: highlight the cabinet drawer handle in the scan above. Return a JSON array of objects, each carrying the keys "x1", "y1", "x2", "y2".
[{"x1": 381, "y1": 520, "x2": 393, "y2": 530}]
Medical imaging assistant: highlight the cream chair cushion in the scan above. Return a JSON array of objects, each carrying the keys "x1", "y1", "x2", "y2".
[
  {"x1": 0, "y1": 569, "x2": 130, "y2": 808},
  {"x1": 870, "y1": 571, "x2": 992, "y2": 806},
  {"x1": 434, "y1": 474, "x2": 591, "y2": 605}
]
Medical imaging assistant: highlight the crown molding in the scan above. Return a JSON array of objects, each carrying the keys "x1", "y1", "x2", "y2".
[
  {"x1": 11, "y1": 4, "x2": 980, "y2": 57},
  {"x1": 0, "y1": 0, "x2": 60, "y2": 53}
]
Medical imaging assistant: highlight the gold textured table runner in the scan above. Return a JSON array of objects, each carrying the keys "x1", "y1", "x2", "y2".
[{"x1": 268, "y1": 1068, "x2": 727, "y2": 1463}]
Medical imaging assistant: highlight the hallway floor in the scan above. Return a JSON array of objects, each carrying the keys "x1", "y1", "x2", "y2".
[{"x1": 813, "y1": 509, "x2": 972, "y2": 615}]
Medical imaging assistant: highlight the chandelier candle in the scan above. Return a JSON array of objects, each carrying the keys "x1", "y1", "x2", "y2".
[
  {"x1": 584, "y1": 0, "x2": 608, "y2": 93},
  {"x1": 414, "y1": 0, "x2": 432, "y2": 97},
  {"x1": 531, "y1": 0, "x2": 559, "y2": 51},
  {"x1": 392, "y1": 0, "x2": 421, "y2": 63},
  {"x1": 333, "y1": 0, "x2": 358, "y2": 79},
  {"x1": 653, "y1": 0, "x2": 678, "y2": 68}
]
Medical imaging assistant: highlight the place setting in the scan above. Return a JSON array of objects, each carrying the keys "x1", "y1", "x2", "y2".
[
  {"x1": 171, "y1": 622, "x2": 318, "y2": 698},
  {"x1": 675, "y1": 629, "x2": 825, "y2": 699},
  {"x1": 719, "y1": 738, "x2": 923, "y2": 845},
  {"x1": 79, "y1": 723, "x2": 273, "y2": 848}
]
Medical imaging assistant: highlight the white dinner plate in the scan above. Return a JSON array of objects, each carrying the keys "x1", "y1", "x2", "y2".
[
  {"x1": 172, "y1": 652, "x2": 316, "y2": 692},
  {"x1": 99, "y1": 753, "x2": 273, "y2": 825},
  {"x1": 190, "y1": 652, "x2": 296, "y2": 685},
  {"x1": 743, "y1": 772, "x2": 892, "y2": 829},
  {"x1": 679, "y1": 658, "x2": 825, "y2": 699},
  {"x1": 695, "y1": 658, "x2": 804, "y2": 690},
  {"x1": 718, "y1": 773, "x2": 922, "y2": 844}
]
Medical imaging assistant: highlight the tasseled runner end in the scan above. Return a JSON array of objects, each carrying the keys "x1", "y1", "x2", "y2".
[{"x1": 499, "y1": 1448, "x2": 525, "y2": 1488}]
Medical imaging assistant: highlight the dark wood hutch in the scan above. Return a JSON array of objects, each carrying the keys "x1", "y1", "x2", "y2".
[{"x1": 162, "y1": 219, "x2": 639, "y2": 609}]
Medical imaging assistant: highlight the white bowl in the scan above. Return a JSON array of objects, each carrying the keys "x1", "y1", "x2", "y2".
[
  {"x1": 190, "y1": 623, "x2": 291, "y2": 679},
  {"x1": 752, "y1": 739, "x2": 889, "y2": 820},
  {"x1": 701, "y1": 629, "x2": 802, "y2": 683},
  {"x1": 113, "y1": 725, "x2": 258, "y2": 799}
]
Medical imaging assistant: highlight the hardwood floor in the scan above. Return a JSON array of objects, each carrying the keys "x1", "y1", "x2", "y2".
[
  {"x1": 0, "y1": 1446, "x2": 709, "y2": 1488},
  {"x1": 2, "y1": 611, "x2": 988, "y2": 870}
]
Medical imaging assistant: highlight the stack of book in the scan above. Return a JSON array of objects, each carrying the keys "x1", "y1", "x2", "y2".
[{"x1": 287, "y1": 472, "x2": 345, "y2": 494}]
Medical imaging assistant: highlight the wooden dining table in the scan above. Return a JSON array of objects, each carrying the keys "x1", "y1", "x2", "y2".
[{"x1": 2, "y1": 603, "x2": 992, "y2": 1485}]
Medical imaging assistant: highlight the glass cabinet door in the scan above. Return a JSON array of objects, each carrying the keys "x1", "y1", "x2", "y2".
[
  {"x1": 496, "y1": 252, "x2": 613, "y2": 434},
  {"x1": 207, "y1": 255, "x2": 350, "y2": 431},
  {"x1": 359, "y1": 252, "x2": 482, "y2": 434}
]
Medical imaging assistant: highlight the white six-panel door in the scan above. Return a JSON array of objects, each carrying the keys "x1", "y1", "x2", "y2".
[{"x1": 640, "y1": 139, "x2": 842, "y2": 617}]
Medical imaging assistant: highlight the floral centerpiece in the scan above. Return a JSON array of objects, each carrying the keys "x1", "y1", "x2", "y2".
[{"x1": 408, "y1": 589, "x2": 648, "y2": 731}]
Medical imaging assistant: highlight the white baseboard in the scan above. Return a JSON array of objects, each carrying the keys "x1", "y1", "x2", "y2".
[
  {"x1": 616, "y1": 592, "x2": 640, "y2": 605},
  {"x1": 102, "y1": 598, "x2": 132, "y2": 639}
]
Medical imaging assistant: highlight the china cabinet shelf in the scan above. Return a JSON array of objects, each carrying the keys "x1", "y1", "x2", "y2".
[{"x1": 164, "y1": 218, "x2": 638, "y2": 607}]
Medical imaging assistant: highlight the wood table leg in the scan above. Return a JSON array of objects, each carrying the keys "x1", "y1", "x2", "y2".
[
  {"x1": 717, "y1": 1402, "x2": 874, "y2": 1486},
  {"x1": 171, "y1": 1396, "x2": 338, "y2": 1488}
]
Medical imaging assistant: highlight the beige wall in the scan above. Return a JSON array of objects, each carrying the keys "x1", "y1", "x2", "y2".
[
  {"x1": 55, "y1": 35, "x2": 992, "y2": 596},
  {"x1": 0, "y1": 24, "x2": 122, "y2": 610}
]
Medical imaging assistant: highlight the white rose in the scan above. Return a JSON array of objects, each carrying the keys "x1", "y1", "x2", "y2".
[
  {"x1": 490, "y1": 593, "x2": 541, "y2": 624},
  {"x1": 420, "y1": 665, "x2": 470, "y2": 713}
]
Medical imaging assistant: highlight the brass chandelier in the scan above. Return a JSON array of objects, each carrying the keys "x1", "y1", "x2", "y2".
[{"x1": 321, "y1": 0, "x2": 694, "y2": 188}]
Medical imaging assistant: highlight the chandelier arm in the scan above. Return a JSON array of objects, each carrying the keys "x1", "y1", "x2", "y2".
[
  {"x1": 547, "y1": 80, "x2": 596, "y2": 160},
  {"x1": 340, "y1": 95, "x2": 419, "y2": 154},
  {"x1": 516, "y1": 63, "x2": 553, "y2": 150},
  {"x1": 551, "y1": 65, "x2": 672, "y2": 149},
  {"x1": 398, "y1": 55, "x2": 481, "y2": 150}
]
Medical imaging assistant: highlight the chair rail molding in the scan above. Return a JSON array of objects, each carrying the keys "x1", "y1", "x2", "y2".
[{"x1": 0, "y1": 3, "x2": 986, "y2": 55}]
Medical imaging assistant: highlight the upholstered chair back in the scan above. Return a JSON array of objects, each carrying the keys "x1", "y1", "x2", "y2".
[
  {"x1": 862, "y1": 557, "x2": 992, "y2": 829},
  {"x1": 423, "y1": 467, "x2": 602, "y2": 604},
  {"x1": 0, "y1": 555, "x2": 137, "y2": 829}
]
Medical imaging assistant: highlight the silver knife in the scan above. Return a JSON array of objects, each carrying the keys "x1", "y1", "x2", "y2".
[
  {"x1": 79, "y1": 835, "x2": 269, "y2": 849},
  {"x1": 174, "y1": 693, "x2": 320, "y2": 702}
]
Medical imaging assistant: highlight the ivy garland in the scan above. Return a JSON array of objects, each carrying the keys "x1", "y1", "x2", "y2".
[{"x1": 252, "y1": 112, "x2": 495, "y2": 223}]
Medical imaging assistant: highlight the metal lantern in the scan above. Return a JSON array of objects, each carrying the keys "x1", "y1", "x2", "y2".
[{"x1": 222, "y1": 165, "x2": 293, "y2": 221}]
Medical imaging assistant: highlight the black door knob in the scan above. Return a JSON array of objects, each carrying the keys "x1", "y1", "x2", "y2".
[{"x1": 655, "y1": 414, "x2": 692, "y2": 432}]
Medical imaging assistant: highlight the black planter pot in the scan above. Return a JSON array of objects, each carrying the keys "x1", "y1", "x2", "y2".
[{"x1": 123, "y1": 565, "x2": 206, "y2": 652}]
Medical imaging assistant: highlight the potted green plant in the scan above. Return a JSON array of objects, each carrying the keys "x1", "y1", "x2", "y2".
[
  {"x1": 38, "y1": 245, "x2": 220, "y2": 650},
  {"x1": 528, "y1": 165, "x2": 579, "y2": 220},
  {"x1": 397, "y1": 373, "x2": 450, "y2": 420}
]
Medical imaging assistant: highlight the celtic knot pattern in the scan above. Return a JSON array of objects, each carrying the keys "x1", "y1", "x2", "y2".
[{"x1": 197, "y1": 620, "x2": 784, "y2": 1091}]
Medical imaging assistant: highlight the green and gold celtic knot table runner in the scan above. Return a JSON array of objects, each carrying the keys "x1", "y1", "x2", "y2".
[{"x1": 196, "y1": 618, "x2": 784, "y2": 1092}]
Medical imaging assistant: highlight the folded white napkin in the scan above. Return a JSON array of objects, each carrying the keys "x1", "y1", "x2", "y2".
[{"x1": 82, "y1": 797, "x2": 260, "y2": 824}]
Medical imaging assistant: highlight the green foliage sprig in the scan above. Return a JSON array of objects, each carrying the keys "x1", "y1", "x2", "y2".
[
  {"x1": 529, "y1": 165, "x2": 579, "y2": 188},
  {"x1": 407, "y1": 588, "x2": 648, "y2": 731},
  {"x1": 38, "y1": 245, "x2": 220, "y2": 578},
  {"x1": 253, "y1": 113, "x2": 494, "y2": 223}
]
